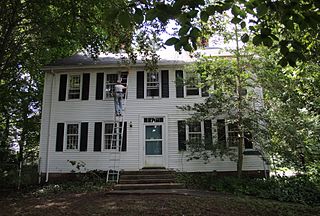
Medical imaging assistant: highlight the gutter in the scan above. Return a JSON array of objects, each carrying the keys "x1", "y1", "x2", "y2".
[{"x1": 45, "y1": 69, "x2": 55, "y2": 182}]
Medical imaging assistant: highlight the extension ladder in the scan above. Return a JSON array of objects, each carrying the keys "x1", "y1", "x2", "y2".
[{"x1": 107, "y1": 73, "x2": 128, "y2": 183}]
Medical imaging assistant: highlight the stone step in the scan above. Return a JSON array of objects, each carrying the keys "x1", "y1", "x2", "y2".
[
  {"x1": 120, "y1": 174, "x2": 175, "y2": 180},
  {"x1": 119, "y1": 178, "x2": 175, "y2": 184},
  {"x1": 121, "y1": 170, "x2": 175, "y2": 175},
  {"x1": 114, "y1": 183, "x2": 185, "y2": 190}
]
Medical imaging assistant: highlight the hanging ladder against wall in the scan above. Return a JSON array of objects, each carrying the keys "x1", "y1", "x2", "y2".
[{"x1": 107, "y1": 72, "x2": 128, "y2": 183}]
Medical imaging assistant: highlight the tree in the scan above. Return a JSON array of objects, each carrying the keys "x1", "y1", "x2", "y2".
[
  {"x1": 252, "y1": 47, "x2": 320, "y2": 174},
  {"x1": 180, "y1": 38, "x2": 268, "y2": 178},
  {"x1": 139, "y1": 0, "x2": 320, "y2": 66}
]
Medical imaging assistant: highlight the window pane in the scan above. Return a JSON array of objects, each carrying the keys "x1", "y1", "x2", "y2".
[
  {"x1": 145, "y1": 126, "x2": 162, "y2": 139},
  {"x1": 66, "y1": 124, "x2": 79, "y2": 150},
  {"x1": 106, "y1": 74, "x2": 118, "y2": 98},
  {"x1": 67, "y1": 124, "x2": 78, "y2": 134},
  {"x1": 228, "y1": 123, "x2": 239, "y2": 147},
  {"x1": 105, "y1": 124, "x2": 113, "y2": 134},
  {"x1": 68, "y1": 75, "x2": 81, "y2": 99},
  {"x1": 144, "y1": 118, "x2": 164, "y2": 123},
  {"x1": 189, "y1": 122, "x2": 201, "y2": 132},
  {"x1": 145, "y1": 141, "x2": 162, "y2": 155},
  {"x1": 146, "y1": 72, "x2": 159, "y2": 97},
  {"x1": 186, "y1": 88, "x2": 199, "y2": 95}
]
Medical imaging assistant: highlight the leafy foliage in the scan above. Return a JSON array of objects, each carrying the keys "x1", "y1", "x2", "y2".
[
  {"x1": 145, "y1": 0, "x2": 320, "y2": 65},
  {"x1": 177, "y1": 173, "x2": 320, "y2": 205}
]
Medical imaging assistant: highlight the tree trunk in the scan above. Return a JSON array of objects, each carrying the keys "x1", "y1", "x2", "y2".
[{"x1": 235, "y1": 24, "x2": 243, "y2": 178}]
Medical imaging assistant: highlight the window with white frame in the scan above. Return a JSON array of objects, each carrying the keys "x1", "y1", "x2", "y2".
[
  {"x1": 227, "y1": 123, "x2": 239, "y2": 148},
  {"x1": 146, "y1": 71, "x2": 160, "y2": 97},
  {"x1": 66, "y1": 123, "x2": 79, "y2": 150},
  {"x1": 187, "y1": 122, "x2": 202, "y2": 143},
  {"x1": 185, "y1": 72, "x2": 200, "y2": 96},
  {"x1": 104, "y1": 123, "x2": 122, "y2": 150},
  {"x1": 105, "y1": 74, "x2": 118, "y2": 99},
  {"x1": 217, "y1": 120, "x2": 253, "y2": 149},
  {"x1": 68, "y1": 75, "x2": 81, "y2": 99},
  {"x1": 104, "y1": 123, "x2": 114, "y2": 150}
]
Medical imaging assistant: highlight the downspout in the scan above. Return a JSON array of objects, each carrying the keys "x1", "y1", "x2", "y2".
[{"x1": 45, "y1": 69, "x2": 55, "y2": 182}]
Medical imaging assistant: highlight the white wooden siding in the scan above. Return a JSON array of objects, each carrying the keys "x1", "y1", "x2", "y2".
[{"x1": 40, "y1": 65, "x2": 268, "y2": 173}]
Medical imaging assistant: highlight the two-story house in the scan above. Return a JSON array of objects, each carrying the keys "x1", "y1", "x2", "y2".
[{"x1": 39, "y1": 51, "x2": 268, "y2": 182}]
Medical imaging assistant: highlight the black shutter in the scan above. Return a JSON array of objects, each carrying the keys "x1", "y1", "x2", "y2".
[
  {"x1": 201, "y1": 86, "x2": 209, "y2": 97},
  {"x1": 96, "y1": 73, "x2": 104, "y2": 100},
  {"x1": 94, "y1": 122, "x2": 102, "y2": 151},
  {"x1": 58, "y1": 74, "x2": 67, "y2": 101},
  {"x1": 204, "y1": 120, "x2": 212, "y2": 150},
  {"x1": 82, "y1": 73, "x2": 90, "y2": 100},
  {"x1": 178, "y1": 120, "x2": 186, "y2": 151},
  {"x1": 217, "y1": 119, "x2": 226, "y2": 146},
  {"x1": 161, "y1": 70, "x2": 169, "y2": 98},
  {"x1": 244, "y1": 131, "x2": 253, "y2": 149},
  {"x1": 80, "y1": 122, "x2": 88, "y2": 151},
  {"x1": 121, "y1": 122, "x2": 127, "y2": 151},
  {"x1": 176, "y1": 70, "x2": 184, "y2": 98},
  {"x1": 136, "y1": 71, "x2": 144, "y2": 98},
  {"x1": 56, "y1": 123, "x2": 64, "y2": 151}
]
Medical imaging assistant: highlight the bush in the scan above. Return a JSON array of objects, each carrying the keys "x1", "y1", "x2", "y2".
[
  {"x1": 32, "y1": 180, "x2": 113, "y2": 197},
  {"x1": 0, "y1": 164, "x2": 38, "y2": 189},
  {"x1": 176, "y1": 173, "x2": 320, "y2": 205}
]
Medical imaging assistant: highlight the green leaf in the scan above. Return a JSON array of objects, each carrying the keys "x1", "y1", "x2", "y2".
[
  {"x1": 146, "y1": 8, "x2": 157, "y2": 21},
  {"x1": 231, "y1": 17, "x2": 242, "y2": 24},
  {"x1": 241, "y1": 33, "x2": 249, "y2": 43},
  {"x1": 261, "y1": 28, "x2": 271, "y2": 36},
  {"x1": 119, "y1": 11, "x2": 130, "y2": 27},
  {"x1": 280, "y1": 45, "x2": 289, "y2": 55},
  {"x1": 256, "y1": 4, "x2": 268, "y2": 17},
  {"x1": 183, "y1": 43, "x2": 193, "y2": 52},
  {"x1": 279, "y1": 57, "x2": 288, "y2": 67},
  {"x1": 262, "y1": 37, "x2": 273, "y2": 47},
  {"x1": 240, "y1": 21, "x2": 246, "y2": 29},
  {"x1": 188, "y1": 9, "x2": 198, "y2": 18},
  {"x1": 200, "y1": 11, "x2": 209, "y2": 22},
  {"x1": 285, "y1": 19, "x2": 294, "y2": 30},
  {"x1": 252, "y1": 35, "x2": 262, "y2": 45},
  {"x1": 133, "y1": 9, "x2": 143, "y2": 24},
  {"x1": 190, "y1": 27, "x2": 201, "y2": 38},
  {"x1": 287, "y1": 52, "x2": 298, "y2": 63},
  {"x1": 174, "y1": 42, "x2": 182, "y2": 51},
  {"x1": 179, "y1": 25, "x2": 190, "y2": 36},
  {"x1": 231, "y1": 5, "x2": 241, "y2": 16},
  {"x1": 165, "y1": 37, "x2": 179, "y2": 46},
  {"x1": 206, "y1": 5, "x2": 216, "y2": 14}
]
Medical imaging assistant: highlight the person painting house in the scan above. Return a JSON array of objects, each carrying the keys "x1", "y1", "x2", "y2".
[{"x1": 114, "y1": 80, "x2": 126, "y2": 116}]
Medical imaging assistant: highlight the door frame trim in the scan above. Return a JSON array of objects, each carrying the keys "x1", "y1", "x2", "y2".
[{"x1": 139, "y1": 114, "x2": 168, "y2": 169}]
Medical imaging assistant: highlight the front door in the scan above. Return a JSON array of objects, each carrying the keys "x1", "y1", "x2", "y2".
[{"x1": 144, "y1": 117, "x2": 165, "y2": 167}]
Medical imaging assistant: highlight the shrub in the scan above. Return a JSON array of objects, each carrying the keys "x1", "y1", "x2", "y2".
[{"x1": 176, "y1": 173, "x2": 320, "y2": 205}]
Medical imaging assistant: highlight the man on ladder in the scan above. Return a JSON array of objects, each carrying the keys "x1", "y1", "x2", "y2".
[{"x1": 114, "y1": 80, "x2": 127, "y2": 116}]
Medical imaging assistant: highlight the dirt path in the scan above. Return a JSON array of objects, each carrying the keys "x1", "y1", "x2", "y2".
[{"x1": 1, "y1": 191, "x2": 319, "y2": 216}]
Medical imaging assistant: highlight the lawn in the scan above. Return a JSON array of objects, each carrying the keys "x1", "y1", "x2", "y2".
[{"x1": 1, "y1": 190, "x2": 319, "y2": 216}]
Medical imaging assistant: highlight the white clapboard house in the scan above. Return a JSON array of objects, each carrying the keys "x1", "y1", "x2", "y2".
[{"x1": 39, "y1": 50, "x2": 268, "y2": 182}]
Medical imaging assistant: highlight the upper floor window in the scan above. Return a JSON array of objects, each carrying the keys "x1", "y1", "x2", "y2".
[
  {"x1": 146, "y1": 71, "x2": 160, "y2": 97},
  {"x1": 66, "y1": 123, "x2": 79, "y2": 150},
  {"x1": 175, "y1": 70, "x2": 208, "y2": 98},
  {"x1": 136, "y1": 70, "x2": 169, "y2": 99},
  {"x1": 105, "y1": 74, "x2": 118, "y2": 99},
  {"x1": 68, "y1": 75, "x2": 81, "y2": 99},
  {"x1": 185, "y1": 73, "x2": 200, "y2": 96}
]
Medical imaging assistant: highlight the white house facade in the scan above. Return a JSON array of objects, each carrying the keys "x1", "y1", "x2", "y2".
[{"x1": 39, "y1": 52, "x2": 268, "y2": 181}]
